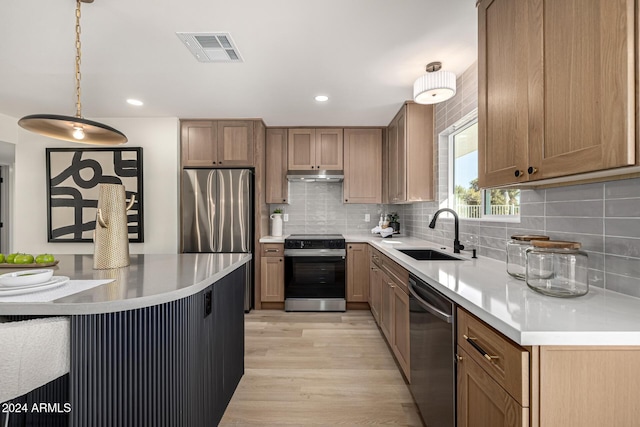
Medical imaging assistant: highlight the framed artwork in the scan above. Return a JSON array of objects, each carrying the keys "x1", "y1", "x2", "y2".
[{"x1": 46, "y1": 147, "x2": 144, "y2": 243}]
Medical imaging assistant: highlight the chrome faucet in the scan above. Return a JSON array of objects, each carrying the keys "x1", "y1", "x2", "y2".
[{"x1": 428, "y1": 208, "x2": 465, "y2": 254}]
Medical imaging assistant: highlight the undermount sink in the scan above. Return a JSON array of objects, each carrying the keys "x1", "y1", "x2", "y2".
[{"x1": 397, "y1": 249, "x2": 464, "y2": 261}]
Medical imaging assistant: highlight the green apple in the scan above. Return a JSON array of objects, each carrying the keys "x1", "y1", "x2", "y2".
[
  {"x1": 14, "y1": 253, "x2": 35, "y2": 264},
  {"x1": 35, "y1": 254, "x2": 55, "y2": 264},
  {"x1": 6, "y1": 253, "x2": 18, "y2": 263}
]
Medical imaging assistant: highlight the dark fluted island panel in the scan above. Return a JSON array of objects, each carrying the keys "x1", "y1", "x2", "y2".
[{"x1": 69, "y1": 266, "x2": 244, "y2": 427}]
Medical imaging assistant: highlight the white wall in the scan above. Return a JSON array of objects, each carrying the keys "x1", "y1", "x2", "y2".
[{"x1": 9, "y1": 116, "x2": 180, "y2": 255}]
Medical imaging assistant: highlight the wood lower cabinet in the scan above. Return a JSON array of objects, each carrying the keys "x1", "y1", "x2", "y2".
[
  {"x1": 457, "y1": 346, "x2": 528, "y2": 427},
  {"x1": 380, "y1": 272, "x2": 394, "y2": 343},
  {"x1": 288, "y1": 128, "x2": 343, "y2": 170},
  {"x1": 265, "y1": 128, "x2": 288, "y2": 204},
  {"x1": 369, "y1": 246, "x2": 411, "y2": 381},
  {"x1": 392, "y1": 284, "x2": 410, "y2": 379},
  {"x1": 343, "y1": 128, "x2": 382, "y2": 204},
  {"x1": 387, "y1": 102, "x2": 434, "y2": 203},
  {"x1": 347, "y1": 243, "x2": 369, "y2": 302},
  {"x1": 260, "y1": 244, "x2": 284, "y2": 302},
  {"x1": 457, "y1": 308, "x2": 529, "y2": 427},
  {"x1": 458, "y1": 307, "x2": 640, "y2": 426},
  {"x1": 369, "y1": 260, "x2": 382, "y2": 323},
  {"x1": 181, "y1": 120, "x2": 256, "y2": 167},
  {"x1": 478, "y1": 0, "x2": 636, "y2": 187}
]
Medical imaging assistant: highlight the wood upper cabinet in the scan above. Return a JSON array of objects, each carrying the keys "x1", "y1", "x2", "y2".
[
  {"x1": 478, "y1": 0, "x2": 636, "y2": 187},
  {"x1": 181, "y1": 121, "x2": 218, "y2": 167},
  {"x1": 287, "y1": 128, "x2": 343, "y2": 170},
  {"x1": 181, "y1": 120, "x2": 255, "y2": 167},
  {"x1": 343, "y1": 128, "x2": 382, "y2": 204},
  {"x1": 260, "y1": 243, "x2": 284, "y2": 302},
  {"x1": 387, "y1": 102, "x2": 433, "y2": 203},
  {"x1": 216, "y1": 121, "x2": 254, "y2": 166},
  {"x1": 315, "y1": 129, "x2": 343, "y2": 169},
  {"x1": 265, "y1": 128, "x2": 289, "y2": 204},
  {"x1": 347, "y1": 243, "x2": 369, "y2": 302}
]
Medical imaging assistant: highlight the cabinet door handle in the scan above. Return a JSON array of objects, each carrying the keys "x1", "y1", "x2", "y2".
[
  {"x1": 463, "y1": 334, "x2": 499, "y2": 361},
  {"x1": 311, "y1": 165, "x2": 315, "y2": 169},
  {"x1": 345, "y1": 199, "x2": 348, "y2": 202},
  {"x1": 283, "y1": 199, "x2": 286, "y2": 202},
  {"x1": 316, "y1": 165, "x2": 320, "y2": 169},
  {"x1": 218, "y1": 161, "x2": 222, "y2": 164},
  {"x1": 514, "y1": 170, "x2": 523, "y2": 178},
  {"x1": 527, "y1": 166, "x2": 538, "y2": 175},
  {"x1": 279, "y1": 258, "x2": 282, "y2": 262}
]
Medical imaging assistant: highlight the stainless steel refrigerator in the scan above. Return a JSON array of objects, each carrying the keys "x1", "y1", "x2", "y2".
[{"x1": 181, "y1": 168, "x2": 253, "y2": 310}]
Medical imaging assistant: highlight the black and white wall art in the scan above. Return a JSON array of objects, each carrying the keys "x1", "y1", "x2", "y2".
[{"x1": 46, "y1": 147, "x2": 144, "y2": 243}]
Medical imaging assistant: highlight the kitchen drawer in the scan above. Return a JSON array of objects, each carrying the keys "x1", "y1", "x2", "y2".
[
  {"x1": 370, "y1": 247, "x2": 383, "y2": 268},
  {"x1": 381, "y1": 255, "x2": 408, "y2": 292},
  {"x1": 457, "y1": 346, "x2": 528, "y2": 427},
  {"x1": 457, "y1": 308, "x2": 530, "y2": 406},
  {"x1": 261, "y1": 243, "x2": 284, "y2": 257}
]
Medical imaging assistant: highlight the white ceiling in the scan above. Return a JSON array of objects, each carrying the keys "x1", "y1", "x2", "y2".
[{"x1": 0, "y1": 0, "x2": 477, "y2": 127}]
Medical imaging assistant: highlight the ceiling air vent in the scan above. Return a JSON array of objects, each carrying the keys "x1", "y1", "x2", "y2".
[{"x1": 176, "y1": 32, "x2": 243, "y2": 63}]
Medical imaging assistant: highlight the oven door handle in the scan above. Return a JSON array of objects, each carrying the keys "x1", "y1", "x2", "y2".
[
  {"x1": 284, "y1": 249, "x2": 346, "y2": 257},
  {"x1": 408, "y1": 281, "x2": 453, "y2": 324}
]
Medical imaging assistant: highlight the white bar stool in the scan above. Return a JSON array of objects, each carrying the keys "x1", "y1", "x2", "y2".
[{"x1": 0, "y1": 316, "x2": 70, "y2": 427}]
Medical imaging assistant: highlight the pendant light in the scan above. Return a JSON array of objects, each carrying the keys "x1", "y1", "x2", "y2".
[
  {"x1": 413, "y1": 62, "x2": 457, "y2": 105},
  {"x1": 18, "y1": 0, "x2": 127, "y2": 145}
]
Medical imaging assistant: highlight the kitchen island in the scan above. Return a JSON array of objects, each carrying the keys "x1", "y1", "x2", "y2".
[{"x1": 0, "y1": 253, "x2": 251, "y2": 427}]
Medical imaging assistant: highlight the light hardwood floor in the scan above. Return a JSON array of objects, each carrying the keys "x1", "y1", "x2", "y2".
[{"x1": 219, "y1": 310, "x2": 423, "y2": 426}]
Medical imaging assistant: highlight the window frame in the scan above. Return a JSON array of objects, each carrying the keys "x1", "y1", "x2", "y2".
[{"x1": 447, "y1": 116, "x2": 520, "y2": 222}]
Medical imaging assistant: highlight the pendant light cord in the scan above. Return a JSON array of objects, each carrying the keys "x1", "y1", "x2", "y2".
[{"x1": 75, "y1": 0, "x2": 82, "y2": 119}]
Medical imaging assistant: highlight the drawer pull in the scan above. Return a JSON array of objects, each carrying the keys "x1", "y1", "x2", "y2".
[
  {"x1": 463, "y1": 334, "x2": 499, "y2": 362},
  {"x1": 265, "y1": 249, "x2": 280, "y2": 253}
]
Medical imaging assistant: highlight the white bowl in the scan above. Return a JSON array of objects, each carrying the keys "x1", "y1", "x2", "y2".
[{"x1": 0, "y1": 269, "x2": 54, "y2": 287}]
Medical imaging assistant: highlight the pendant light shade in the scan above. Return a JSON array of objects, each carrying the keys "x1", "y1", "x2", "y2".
[
  {"x1": 413, "y1": 62, "x2": 457, "y2": 105},
  {"x1": 18, "y1": 115, "x2": 127, "y2": 145},
  {"x1": 18, "y1": 0, "x2": 127, "y2": 145}
]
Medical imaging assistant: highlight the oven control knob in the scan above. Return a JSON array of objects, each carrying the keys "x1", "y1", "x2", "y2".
[
  {"x1": 285, "y1": 241, "x2": 294, "y2": 249},
  {"x1": 328, "y1": 241, "x2": 335, "y2": 249}
]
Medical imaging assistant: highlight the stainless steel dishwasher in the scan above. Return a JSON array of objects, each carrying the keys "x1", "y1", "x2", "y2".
[{"x1": 408, "y1": 274, "x2": 456, "y2": 427}]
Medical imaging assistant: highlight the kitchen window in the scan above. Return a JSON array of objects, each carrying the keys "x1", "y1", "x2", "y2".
[{"x1": 449, "y1": 118, "x2": 520, "y2": 219}]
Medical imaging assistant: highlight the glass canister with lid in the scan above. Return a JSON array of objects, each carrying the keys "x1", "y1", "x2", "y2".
[
  {"x1": 525, "y1": 240, "x2": 589, "y2": 297},
  {"x1": 506, "y1": 235, "x2": 550, "y2": 280}
]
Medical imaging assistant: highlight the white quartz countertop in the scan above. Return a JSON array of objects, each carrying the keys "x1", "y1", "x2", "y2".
[
  {"x1": 259, "y1": 235, "x2": 286, "y2": 243},
  {"x1": 0, "y1": 253, "x2": 252, "y2": 316},
  {"x1": 343, "y1": 234, "x2": 640, "y2": 346}
]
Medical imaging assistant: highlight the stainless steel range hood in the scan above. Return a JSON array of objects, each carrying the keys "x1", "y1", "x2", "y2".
[{"x1": 286, "y1": 170, "x2": 344, "y2": 182}]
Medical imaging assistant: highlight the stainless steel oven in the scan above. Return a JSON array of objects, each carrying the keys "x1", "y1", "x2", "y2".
[{"x1": 284, "y1": 234, "x2": 346, "y2": 312}]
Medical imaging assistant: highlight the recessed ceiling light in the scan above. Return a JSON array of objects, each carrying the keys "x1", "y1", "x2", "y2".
[
  {"x1": 126, "y1": 99, "x2": 144, "y2": 106},
  {"x1": 315, "y1": 95, "x2": 329, "y2": 102}
]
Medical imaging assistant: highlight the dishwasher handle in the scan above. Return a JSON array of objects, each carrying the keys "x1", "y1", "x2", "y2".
[{"x1": 408, "y1": 280, "x2": 453, "y2": 324}]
